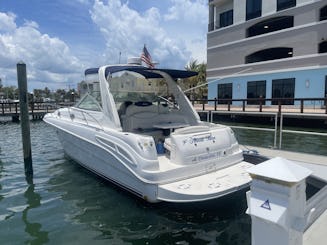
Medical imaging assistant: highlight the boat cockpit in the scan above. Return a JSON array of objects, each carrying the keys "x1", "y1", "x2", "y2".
[{"x1": 78, "y1": 66, "x2": 201, "y2": 144}]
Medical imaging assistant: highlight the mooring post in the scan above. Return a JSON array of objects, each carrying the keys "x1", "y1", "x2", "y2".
[{"x1": 17, "y1": 62, "x2": 33, "y2": 176}]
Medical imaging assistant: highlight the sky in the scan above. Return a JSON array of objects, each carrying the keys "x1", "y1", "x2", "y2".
[{"x1": 0, "y1": 0, "x2": 208, "y2": 91}]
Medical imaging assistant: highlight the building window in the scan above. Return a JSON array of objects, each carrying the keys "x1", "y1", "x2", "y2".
[
  {"x1": 247, "y1": 80, "x2": 266, "y2": 105},
  {"x1": 218, "y1": 83, "x2": 233, "y2": 104},
  {"x1": 220, "y1": 9, "x2": 233, "y2": 28},
  {"x1": 245, "y1": 47, "x2": 293, "y2": 63},
  {"x1": 272, "y1": 78, "x2": 295, "y2": 105},
  {"x1": 321, "y1": 6, "x2": 327, "y2": 21},
  {"x1": 246, "y1": 0, "x2": 262, "y2": 21},
  {"x1": 277, "y1": 0, "x2": 296, "y2": 11},
  {"x1": 246, "y1": 16, "x2": 294, "y2": 37},
  {"x1": 319, "y1": 41, "x2": 327, "y2": 53}
]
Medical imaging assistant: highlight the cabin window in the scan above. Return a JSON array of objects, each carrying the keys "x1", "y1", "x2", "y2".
[
  {"x1": 245, "y1": 47, "x2": 293, "y2": 63},
  {"x1": 246, "y1": 0, "x2": 262, "y2": 21},
  {"x1": 246, "y1": 16, "x2": 294, "y2": 38},
  {"x1": 76, "y1": 94, "x2": 102, "y2": 111},
  {"x1": 220, "y1": 9, "x2": 233, "y2": 28},
  {"x1": 247, "y1": 80, "x2": 266, "y2": 105},
  {"x1": 79, "y1": 80, "x2": 102, "y2": 106},
  {"x1": 217, "y1": 83, "x2": 233, "y2": 104},
  {"x1": 321, "y1": 6, "x2": 327, "y2": 21},
  {"x1": 272, "y1": 78, "x2": 295, "y2": 105},
  {"x1": 277, "y1": 0, "x2": 296, "y2": 12}
]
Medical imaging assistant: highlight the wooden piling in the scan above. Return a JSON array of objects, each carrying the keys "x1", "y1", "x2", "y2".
[{"x1": 17, "y1": 62, "x2": 33, "y2": 176}]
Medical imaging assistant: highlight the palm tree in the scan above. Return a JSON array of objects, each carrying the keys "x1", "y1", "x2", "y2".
[{"x1": 184, "y1": 60, "x2": 207, "y2": 100}]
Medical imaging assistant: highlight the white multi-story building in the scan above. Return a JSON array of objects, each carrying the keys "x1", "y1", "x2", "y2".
[{"x1": 207, "y1": 0, "x2": 327, "y2": 105}]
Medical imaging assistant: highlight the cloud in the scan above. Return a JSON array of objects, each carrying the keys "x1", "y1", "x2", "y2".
[
  {"x1": 0, "y1": 1, "x2": 208, "y2": 90},
  {"x1": 0, "y1": 12, "x2": 83, "y2": 90},
  {"x1": 0, "y1": 12, "x2": 17, "y2": 32},
  {"x1": 90, "y1": 0, "x2": 207, "y2": 69},
  {"x1": 163, "y1": 0, "x2": 208, "y2": 64},
  {"x1": 165, "y1": 0, "x2": 207, "y2": 25}
]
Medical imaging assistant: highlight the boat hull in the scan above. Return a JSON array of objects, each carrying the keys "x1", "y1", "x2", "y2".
[
  {"x1": 157, "y1": 161, "x2": 253, "y2": 203},
  {"x1": 58, "y1": 130, "x2": 148, "y2": 197},
  {"x1": 45, "y1": 113, "x2": 254, "y2": 203}
]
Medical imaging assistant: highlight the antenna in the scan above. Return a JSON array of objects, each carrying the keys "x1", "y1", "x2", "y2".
[{"x1": 183, "y1": 68, "x2": 252, "y2": 93}]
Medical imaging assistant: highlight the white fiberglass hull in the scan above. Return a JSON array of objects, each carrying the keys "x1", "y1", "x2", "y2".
[
  {"x1": 157, "y1": 161, "x2": 253, "y2": 203},
  {"x1": 48, "y1": 119, "x2": 155, "y2": 200},
  {"x1": 45, "y1": 112, "x2": 253, "y2": 203}
]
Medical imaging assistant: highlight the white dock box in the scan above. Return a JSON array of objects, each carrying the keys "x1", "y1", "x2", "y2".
[{"x1": 246, "y1": 157, "x2": 312, "y2": 245}]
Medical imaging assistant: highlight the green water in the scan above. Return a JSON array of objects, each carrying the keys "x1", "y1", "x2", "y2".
[
  {"x1": 233, "y1": 124, "x2": 327, "y2": 156},
  {"x1": 0, "y1": 121, "x2": 251, "y2": 245},
  {"x1": 1, "y1": 120, "x2": 326, "y2": 244}
]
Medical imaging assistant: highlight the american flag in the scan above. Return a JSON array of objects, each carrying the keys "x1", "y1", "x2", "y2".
[{"x1": 141, "y1": 45, "x2": 155, "y2": 68}]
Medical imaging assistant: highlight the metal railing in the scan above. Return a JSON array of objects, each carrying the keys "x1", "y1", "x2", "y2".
[
  {"x1": 198, "y1": 103, "x2": 327, "y2": 149},
  {"x1": 191, "y1": 97, "x2": 327, "y2": 114},
  {"x1": 209, "y1": 111, "x2": 278, "y2": 148},
  {"x1": 200, "y1": 110, "x2": 327, "y2": 150},
  {"x1": 279, "y1": 113, "x2": 327, "y2": 149},
  {"x1": 67, "y1": 107, "x2": 105, "y2": 131}
]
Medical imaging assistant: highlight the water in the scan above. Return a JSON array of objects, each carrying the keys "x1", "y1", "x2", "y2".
[
  {"x1": 1, "y1": 120, "x2": 326, "y2": 244},
  {"x1": 217, "y1": 121, "x2": 327, "y2": 156},
  {"x1": 0, "y1": 121, "x2": 251, "y2": 245}
]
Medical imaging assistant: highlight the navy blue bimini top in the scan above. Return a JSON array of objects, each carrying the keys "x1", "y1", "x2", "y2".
[{"x1": 85, "y1": 66, "x2": 198, "y2": 79}]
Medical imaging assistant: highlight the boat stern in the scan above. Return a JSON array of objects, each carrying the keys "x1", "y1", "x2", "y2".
[{"x1": 157, "y1": 161, "x2": 253, "y2": 203}]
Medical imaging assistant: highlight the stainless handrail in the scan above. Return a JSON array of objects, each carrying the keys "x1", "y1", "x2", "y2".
[
  {"x1": 210, "y1": 111, "x2": 278, "y2": 148},
  {"x1": 197, "y1": 110, "x2": 210, "y2": 122},
  {"x1": 279, "y1": 113, "x2": 327, "y2": 149},
  {"x1": 68, "y1": 107, "x2": 105, "y2": 131}
]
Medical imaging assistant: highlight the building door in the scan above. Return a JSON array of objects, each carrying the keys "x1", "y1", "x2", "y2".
[
  {"x1": 272, "y1": 78, "x2": 295, "y2": 105},
  {"x1": 217, "y1": 83, "x2": 233, "y2": 104}
]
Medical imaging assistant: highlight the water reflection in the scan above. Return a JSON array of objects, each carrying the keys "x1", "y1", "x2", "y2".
[
  {"x1": 48, "y1": 160, "x2": 250, "y2": 244},
  {"x1": 23, "y1": 177, "x2": 49, "y2": 244}
]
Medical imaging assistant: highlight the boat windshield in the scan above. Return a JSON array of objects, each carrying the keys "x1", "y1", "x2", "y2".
[{"x1": 109, "y1": 70, "x2": 177, "y2": 109}]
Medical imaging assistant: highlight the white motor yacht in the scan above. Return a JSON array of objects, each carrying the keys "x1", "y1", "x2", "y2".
[{"x1": 44, "y1": 59, "x2": 254, "y2": 203}]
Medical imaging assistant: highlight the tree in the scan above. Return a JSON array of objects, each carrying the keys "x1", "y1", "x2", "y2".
[
  {"x1": 54, "y1": 89, "x2": 66, "y2": 102},
  {"x1": 184, "y1": 60, "x2": 207, "y2": 100},
  {"x1": 33, "y1": 89, "x2": 43, "y2": 101},
  {"x1": 2, "y1": 86, "x2": 17, "y2": 100},
  {"x1": 44, "y1": 87, "x2": 51, "y2": 97}
]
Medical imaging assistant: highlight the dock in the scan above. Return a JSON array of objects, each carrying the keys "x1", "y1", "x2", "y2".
[
  {"x1": 242, "y1": 145, "x2": 327, "y2": 245},
  {"x1": 193, "y1": 98, "x2": 327, "y2": 129},
  {"x1": 192, "y1": 97, "x2": 327, "y2": 115},
  {"x1": 0, "y1": 101, "x2": 65, "y2": 121}
]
